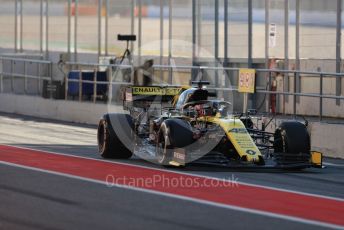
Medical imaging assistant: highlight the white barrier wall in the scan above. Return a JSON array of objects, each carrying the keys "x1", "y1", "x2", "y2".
[
  {"x1": 309, "y1": 122, "x2": 344, "y2": 159},
  {"x1": 0, "y1": 94, "x2": 123, "y2": 125}
]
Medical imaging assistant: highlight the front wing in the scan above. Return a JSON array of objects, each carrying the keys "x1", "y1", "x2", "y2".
[{"x1": 169, "y1": 149, "x2": 323, "y2": 169}]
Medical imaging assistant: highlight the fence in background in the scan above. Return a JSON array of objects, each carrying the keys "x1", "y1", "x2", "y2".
[
  {"x1": 0, "y1": 57, "x2": 53, "y2": 97},
  {"x1": 1, "y1": 57, "x2": 343, "y2": 120}
]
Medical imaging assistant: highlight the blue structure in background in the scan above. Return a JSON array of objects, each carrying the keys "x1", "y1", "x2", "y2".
[
  {"x1": 82, "y1": 71, "x2": 94, "y2": 96},
  {"x1": 67, "y1": 71, "x2": 108, "y2": 98},
  {"x1": 96, "y1": 71, "x2": 107, "y2": 95},
  {"x1": 68, "y1": 71, "x2": 80, "y2": 96}
]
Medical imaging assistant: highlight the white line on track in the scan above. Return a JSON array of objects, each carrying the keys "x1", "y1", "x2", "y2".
[
  {"x1": 323, "y1": 162, "x2": 344, "y2": 167},
  {"x1": 0, "y1": 160, "x2": 343, "y2": 230}
]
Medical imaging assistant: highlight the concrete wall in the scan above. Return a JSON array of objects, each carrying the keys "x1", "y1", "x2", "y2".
[
  {"x1": 309, "y1": 122, "x2": 344, "y2": 159},
  {"x1": 0, "y1": 94, "x2": 123, "y2": 125},
  {"x1": 0, "y1": 93, "x2": 343, "y2": 158}
]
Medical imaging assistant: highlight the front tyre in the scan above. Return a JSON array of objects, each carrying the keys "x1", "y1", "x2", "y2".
[{"x1": 273, "y1": 121, "x2": 310, "y2": 167}]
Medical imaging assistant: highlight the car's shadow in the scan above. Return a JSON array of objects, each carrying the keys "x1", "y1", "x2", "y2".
[{"x1": 127, "y1": 158, "x2": 322, "y2": 174}]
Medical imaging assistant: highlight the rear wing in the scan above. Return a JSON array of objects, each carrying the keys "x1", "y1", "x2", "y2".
[{"x1": 123, "y1": 86, "x2": 183, "y2": 109}]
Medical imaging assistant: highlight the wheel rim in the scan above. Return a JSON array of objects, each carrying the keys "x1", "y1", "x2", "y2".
[
  {"x1": 156, "y1": 132, "x2": 167, "y2": 164},
  {"x1": 97, "y1": 122, "x2": 106, "y2": 153}
]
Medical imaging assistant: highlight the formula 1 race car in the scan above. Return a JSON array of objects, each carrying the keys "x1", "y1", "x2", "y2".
[{"x1": 97, "y1": 81, "x2": 322, "y2": 169}]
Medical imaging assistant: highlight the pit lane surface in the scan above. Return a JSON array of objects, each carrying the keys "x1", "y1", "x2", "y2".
[{"x1": 0, "y1": 113, "x2": 344, "y2": 230}]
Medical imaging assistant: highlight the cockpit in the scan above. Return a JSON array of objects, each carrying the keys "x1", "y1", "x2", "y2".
[
  {"x1": 175, "y1": 88, "x2": 208, "y2": 110},
  {"x1": 175, "y1": 88, "x2": 232, "y2": 118}
]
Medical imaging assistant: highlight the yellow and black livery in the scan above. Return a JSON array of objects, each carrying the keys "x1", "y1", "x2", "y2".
[{"x1": 99, "y1": 82, "x2": 322, "y2": 169}]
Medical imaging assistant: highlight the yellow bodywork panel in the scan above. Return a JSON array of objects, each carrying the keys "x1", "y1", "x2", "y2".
[
  {"x1": 132, "y1": 86, "x2": 182, "y2": 96},
  {"x1": 311, "y1": 151, "x2": 323, "y2": 168},
  {"x1": 203, "y1": 116, "x2": 262, "y2": 162},
  {"x1": 168, "y1": 161, "x2": 182, "y2": 167}
]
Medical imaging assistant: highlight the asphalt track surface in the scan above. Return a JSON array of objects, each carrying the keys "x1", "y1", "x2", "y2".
[{"x1": 0, "y1": 112, "x2": 344, "y2": 230}]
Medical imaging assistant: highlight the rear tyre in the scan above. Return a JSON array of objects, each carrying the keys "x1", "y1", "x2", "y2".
[
  {"x1": 156, "y1": 119, "x2": 193, "y2": 166},
  {"x1": 97, "y1": 114, "x2": 134, "y2": 159}
]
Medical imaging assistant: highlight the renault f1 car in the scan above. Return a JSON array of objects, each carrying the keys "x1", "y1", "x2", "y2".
[{"x1": 97, "y1": 81, "x2": 322, "y2": 169}]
